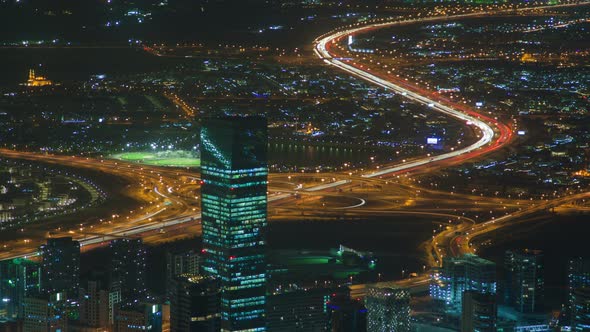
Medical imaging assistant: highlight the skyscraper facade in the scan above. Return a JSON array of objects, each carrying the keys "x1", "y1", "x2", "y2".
[
  {"x1": 79, "y1": 280, "x2": 110, "y2": 329},
  {"x1": 431, "y1": 254, "x2": 496, "y2": 310},
  {"x1": 23, "y1": 295, "x2": 68, "y2": 331},
  {"x1": 114, "y1": 303, "x2": 163, "y2": 332},
  {"x1": 505, "y1": 249, "x2": 544, "y2": 313},
  {"x1": 326, "y1": 294, "x2": 367, "y2": 332},
  {"x1": 571, "y1": 287, "x2": 590, "y2": 332},
  {"x1": 110, "y1": 238, "x2": 147, "y2": 305},
  {"x1": 166, "y1": 249, "x2": 202, "y2": 299},
  {"x1": 0, "y1": 258, "x2": 41, "y2": 320},
  {"x1": 200, "y1": 116, "x2": 268, "y2": 331},
  {"x1": 461, "y1": 290, "x2": 497, "y2": 332},
  {"x1": 170, "y1": 274, "x2": 221, "y2": 331},
  {"x1": 167, "y1": 250, "x2": 201, "y2": 279},
  {"x1": 365, "y1": 286, "x2": 411, "y2": 332},
  {"x1": 266, "y1": 285, "x2": 335, "y2": 332},
  {"x1": 568, "y1": 257, "x2": 590, "y2": 323},
  {"x1": 40, "y1": 237, "x2": 80, "y2": 300}
]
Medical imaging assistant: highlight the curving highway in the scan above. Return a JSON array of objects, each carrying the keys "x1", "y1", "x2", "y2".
[
  {"x1": 314, "y1": 1, "x2": 590, "y2": 179},
  {"x1": 314, "y1": 14, "x2": 511, "y2": 178}
]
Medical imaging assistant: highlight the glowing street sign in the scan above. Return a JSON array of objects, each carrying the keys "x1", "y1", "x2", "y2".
[{"x1": 427, "y1": 138, "x2": 439, "y2": 145}]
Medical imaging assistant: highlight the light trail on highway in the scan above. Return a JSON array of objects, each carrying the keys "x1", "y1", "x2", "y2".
[
  {"x1": 313, "y1": 13, "x2": 510, "y2": 178},
  {"x1": 313, "y1": 1, "x2": 589, "y2": 179}
]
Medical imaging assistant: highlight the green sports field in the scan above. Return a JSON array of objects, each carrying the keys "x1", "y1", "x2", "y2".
[{"x1": 112, "y1": 151, "x2": 200, "y2": 167}]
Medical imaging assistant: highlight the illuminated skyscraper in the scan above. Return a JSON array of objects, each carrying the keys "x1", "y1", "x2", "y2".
[
  {"x1": 110, "y1": 238, "x2": 147, "y2": 305},
  {"x1": 505, "y1": 249, "x2": 544, "y2": 313},
  {"x1": 23, "y1": 295, "x2": 68, "y2": 331},
  {"x1": 79, "y1": 280, "x2": 110, "y2": 329},
  {"x1": 170, "y1": 274, "x2": 220, "y2": 331},
  {"x1": 114, "y1": 303, "x2": 163, "y2": 332},
  {"x1": 366, "y1": 286, "x2": 411, "y2": 332},
  {"x1": 461, "y1": 291, "x2": 497, "y2": 332},
  {"x1": 568, "y1": 257, "x2": 590, "y2": 324},
  {"x1": 40, "y1": 237, "x2": 80, "y2": 300},
  {"x1": 266, "y1": 285, "x2": 336, "y2": 331},
  {"x1": 326, "y1": 294, "x2": 367, "y2": 332},
  {"x1": 200, "y1": 116, "x2": 268, "y2": 331},
  {"x1": 0, "y1": 258, "x2": 41, "y2": 320},
  {"x1": 167, "y1": 249, "x2": 201, "y2": 279},
  {"x1": 166, "y1": 249, "x2": 202, "y2": 300},
  {"x1": 430, "y1": 254, "x2": 496, "y2": 310},
  {"x1": 571, "y1": 287, "x2": 590, "y2": 332}
]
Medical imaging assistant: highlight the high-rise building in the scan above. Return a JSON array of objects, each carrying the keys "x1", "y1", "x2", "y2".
[
  {"x1": 431, "y1": 254, "x2": 496, "y2": 310},
  {"x1": 110, "y1": 238, "x2": 147, "y2": 305},
  {"x1": 571, "y1": 287, "x2": 590, "y2": 332},
  {"x1": 167, "y1": 250, "x2": 201, "y2": 279},
  {"x1": 0, "y1": 258, "x2": 41, "y2": 320},
  {"x1": 40, "y1": 237, "x2": 80, "y2": 300},
  {"x1": 505, "y1": 249, "x2": 544, "y2": 313},
  {"x1": 200, "y1": 116, "x2": 268, "y2": 331},
  {"x1": 79, "y1": 280, "x2": 110, "y2": 329},
  {"x1": 114, "y1": 303, "x2": 163, "y2": 332},
  {"x1": 461, "y1": 290, "x2": 497, "y2": 332},
  {"x1": 326, "y1": 294, "x2": 367, "y2": 332},
  {"x1": 365, "y1": 285, "x2": 411, "y2": 332},
  {"x1": 166, "y1": 250, "x2": 202, "y2": 299},
  {"x1": 109, "y1": 289, "x2": 123, "y2": 325},
  {"x1": 22, "y1": 295, "x2": 68, "y2": 332},
  {"x1": 266, "y1": 285, "x2": 335, "y2": 332},
  {"x1": 169, "y1": 274, "x2": 220, "y2": 331},
  {"x1": 568, "y1": 257, "x2": 590, "y2": 322}
]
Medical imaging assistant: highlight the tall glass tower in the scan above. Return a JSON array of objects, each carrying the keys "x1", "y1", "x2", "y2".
[
  {"x1": 505, "y1": 249, "x2": 544, "y2": 313},
  {"x1": 109, "y1": 238, "x2": 147, "y2": 305},
  {"x1": 366, "y1": 286, "x2": 411, "y2": 332},
  {"x1": 40, "y1": 237, "x2": 80, "y2": 300},
  {"x1": 430, "y1": 253, "x2": 496, "y2": 311},
  {"x1": 200, "y1": 116, "x2": 268, "y2": 332}
]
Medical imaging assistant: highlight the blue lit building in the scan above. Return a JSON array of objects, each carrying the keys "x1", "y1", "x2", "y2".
[
  {"x1": 505, "y1": 249, "x2": 544, "y2": 313},
  {"x1": 571, "y1": 287, "x2": 590, "y2": 332},
  {"x1": 326, "y1": 294, "x2": 367, "y2": 332},
  {"x1": 110, "y1": 238, "x2": 148, "y2": 305},
  {"x1": 568, "y1": 257, "x2": 590, "y2": 324},
  {"x1": 0, "y1": 258, "x2": 41, "y2": 320},
  {"x1": 366, "y1": 285, "x2": 411, "y2": 332},
  {"x1": 200, "y1": 116, "x2": 268, "y2": 331},
  {"x1": 430, "y1": 254, "x2": 496, "y2": 311},
  {"x1": 40, "y1": 237, "x2": 80, "y2": 301},
  {"x1": 23, "y1": 295, "x2": 68, "y2": 331},
  {"x1": 461, "y1": 290, "x2": 497, "y2": 332}
]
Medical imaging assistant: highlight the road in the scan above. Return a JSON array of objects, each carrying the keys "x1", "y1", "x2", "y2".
[
  {"x1": 0, "y1": 149, "x2": 358, "y2": 260},
  {"x1": 313, "y1": 8, "x2": 539, "y2": 178}
]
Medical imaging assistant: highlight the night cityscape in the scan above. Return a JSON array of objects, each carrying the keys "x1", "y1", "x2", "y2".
[{"x1": 0, "y1": 0, "x2": 588, "y2": 331}]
